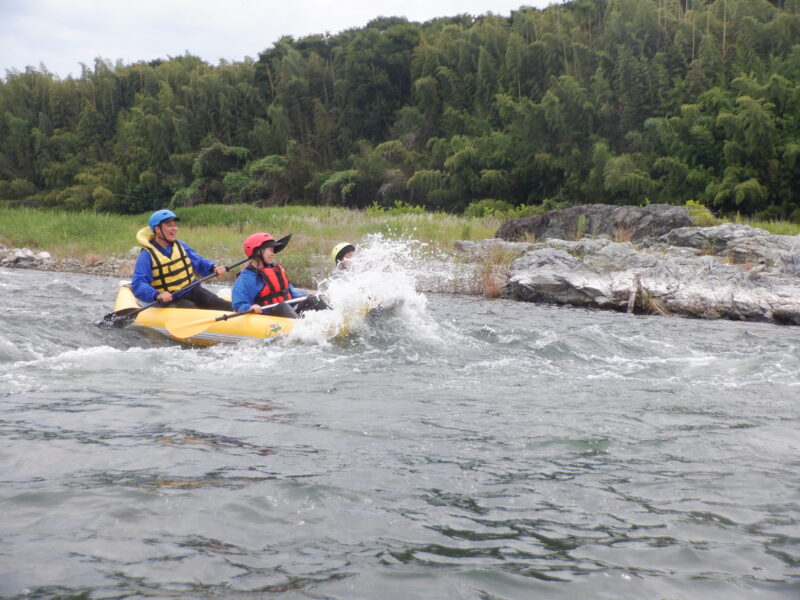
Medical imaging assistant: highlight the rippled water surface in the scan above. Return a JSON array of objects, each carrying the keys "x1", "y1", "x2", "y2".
[{"x1": 1, "y1": 262, "x2": 799, "y2": 600}]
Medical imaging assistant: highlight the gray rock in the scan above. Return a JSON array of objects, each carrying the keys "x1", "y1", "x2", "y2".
[
  {"x1": 496, "y1": 204, "x2": 694, "y2": 242},
  {"x1": 452, "y1": 238, "x2": 537, "y2": 259},
  {"x1": 504, "y1": 226, "x2": 800, "y2": 325},
  {"x1": 1, "y1": 246, "x2": 134, "y2": 277},
  {"x1": 13, "y1": 248, "x2": 36, "y2": 262},
  {"x1": 1, "y1": 248, "x2": 45, "y2": 267},
  {"x1": 642, "y1": 223, "x2": 800, "y2": 276}
]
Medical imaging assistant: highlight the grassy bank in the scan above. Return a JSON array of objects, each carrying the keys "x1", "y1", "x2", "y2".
[
  {"x1": 735, "y1": 218, "x2": 800, "y2": 236},
  {"x1": 0, "y1": 204, "x2": 502, "y2": 287},
  {"x1": 2, "y1": 204, "x2": 798, "y2": 290}
]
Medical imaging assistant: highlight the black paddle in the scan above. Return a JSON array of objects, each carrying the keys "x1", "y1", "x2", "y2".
[{"x1": 103, "y1": 256, "x2": 249, "y2": 327}]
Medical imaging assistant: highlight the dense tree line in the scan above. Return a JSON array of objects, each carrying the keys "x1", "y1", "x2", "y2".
[{"x1": 1, "y1": 0, "x2": 800, "y2": 220}]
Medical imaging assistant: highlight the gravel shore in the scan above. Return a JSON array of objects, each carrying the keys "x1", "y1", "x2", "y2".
[{"x1": 1, "y1": 245, "x2": 135, "y2": 278}]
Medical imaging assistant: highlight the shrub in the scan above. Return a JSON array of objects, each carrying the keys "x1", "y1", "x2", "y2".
[
  {"x1": 222, "y1": 171, "x2": 255, "y2": 202},
  {"x1": 8, "y1": 179, "x2": 38, "y2": 199},
  {"x1": 464, "y1": 200, "x2": 549, "y2": 220},
  {"x1": 365, "y1": 200, "x2": 428, "y2": 216},
  {"x1": 477, "y1": 246, "x2": 519, "y2": 298},
  {"x1": 56, "y1": 186, "x2": 93, "y2": 211},
  {"x1": 464, "y1": 198, "x2": 513, "y2": 218},
  {"x1": 92, "y1": 186, "x2": 118, "y2": 212},
  {"x1": 320, "y1": 170, "x2": 359, "y2": 205},
  {"x1": 509, "y1": 204, "x2": 548, "y2": 219},
  {"x1": 192, "y1": 143, "x2": 250, "y2": 177},
  {"x1": 753, "y1": 205, "x2": 784, "y2": 222},
  {"x1": 685, "y1": 199, "x2": 719, "y2": 227}
]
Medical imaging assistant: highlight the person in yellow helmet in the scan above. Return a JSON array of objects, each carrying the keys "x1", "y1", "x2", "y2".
[{"x1": 331, "y1": 242, "x2": 356, "y2": 272}]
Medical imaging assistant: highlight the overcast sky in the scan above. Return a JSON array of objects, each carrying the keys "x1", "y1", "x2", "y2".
[{"x1": 0, "y1": 0, "x2": 566, "y2": 80}]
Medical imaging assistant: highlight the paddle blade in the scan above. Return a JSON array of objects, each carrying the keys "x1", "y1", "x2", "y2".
[
  {"x1": 103, "y1": 307, "x2": 137, "y2": 323},
  {"x1": 165, "y1": 315, "x2": 217, "y2": 339},
  {"x1": 108, "y1": 313, "x2": 138, "y2": 328}
]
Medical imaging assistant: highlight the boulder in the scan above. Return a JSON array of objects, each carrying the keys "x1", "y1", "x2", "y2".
[
  {"x1": 504, "y1": 227, "x2": 800, "y2": 325},
  {"x1": 496, "y1": 204, "x2": 694, "y2": 242},
  {"x1": 452, "y1": 238, "x2": 537, "y2": 259},
  {"x1": 642, "y1": 223, "x2": 800, "y2": 276}
]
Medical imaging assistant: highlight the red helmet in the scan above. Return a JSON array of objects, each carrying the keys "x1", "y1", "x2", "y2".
[
  {"x1": 243, "y1": 233, "x2": 274, "y2": 257},
  {"x1": 243, "y1": 232, "x2": 291, "y2": 257}
]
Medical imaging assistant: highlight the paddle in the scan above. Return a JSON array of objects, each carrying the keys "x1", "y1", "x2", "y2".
[
  {"x1": 103, "y1": 256, "x2": 250, "y2": 327},
  {"x1": 165, "y1": 297, "x2": 308, "y2": 340}
]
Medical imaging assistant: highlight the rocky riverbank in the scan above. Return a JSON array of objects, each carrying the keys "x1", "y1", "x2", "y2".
[
  {"x1": 457, "y1": 205, "x2": 800, "y2": 325},
  {"x1": 5, "y1": 202, "x2": 800, "y2": 325},
  {"x1": 0, "y1": 245, "x2": 134, "y2": 277}
]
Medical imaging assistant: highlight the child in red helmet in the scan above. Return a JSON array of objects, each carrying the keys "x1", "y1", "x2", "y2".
[{"x1": 232, "y1": 232, "x2": 327, "y2": 316}]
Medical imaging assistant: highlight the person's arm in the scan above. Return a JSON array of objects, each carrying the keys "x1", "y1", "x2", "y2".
[
  {"x1": 131, "y1": 251, "x2": 160, "y2": 303},
  {"x1": 288, "y1": 283, "x2": 314, "y2": 298},
  {"x1": 180, "y1": 241, "x2": 218, "y2": 277},
  {"x1": 289, "y1": 284, "x2": 313, "y2": 298},
  {"x1": 232, "y1": 269, "x2": 260, "y2": 312}
]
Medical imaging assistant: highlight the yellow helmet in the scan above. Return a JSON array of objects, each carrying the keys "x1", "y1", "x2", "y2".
[{"x1": 331, "y1": 242, "x2": 355, "y2": 263}]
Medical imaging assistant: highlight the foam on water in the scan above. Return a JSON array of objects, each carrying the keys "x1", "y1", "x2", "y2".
[{"x1": 0, "y1": 333, "x2": 43, "y2": 362}]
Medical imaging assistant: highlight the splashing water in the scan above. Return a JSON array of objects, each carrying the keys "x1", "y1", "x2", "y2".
[{"x1": 289, "y1": 235, "x2": 441, "y2": 345}]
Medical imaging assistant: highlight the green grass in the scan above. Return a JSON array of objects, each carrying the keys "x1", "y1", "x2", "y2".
[
  {"x1": 0, "y1": 204, "x2": 502, "y2": 287},
  {"x1": 736, "y1": 218, "x2": 800, "y2": 236},
  {"x1": 4, "y1": 204, "x2": 797, "y2": 288},
  {"x1": 0, "y1": 209, "x2": 139, "y2": 258}
]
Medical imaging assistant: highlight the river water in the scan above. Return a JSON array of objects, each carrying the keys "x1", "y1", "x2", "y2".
[{"x1": 1, "y1": 244, "x2": 799, "y2": 599}]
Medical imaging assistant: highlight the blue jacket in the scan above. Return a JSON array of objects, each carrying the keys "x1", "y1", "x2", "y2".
[
  {"x1": 231, "y1": 267, "x2": 303, "y2": 312},
  {"x1": 132, "y1": 241, "x2": 216, "y2": 303}
]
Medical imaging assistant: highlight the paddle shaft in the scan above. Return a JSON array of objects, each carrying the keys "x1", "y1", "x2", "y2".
[
  {"x1": 215, "y1": 296, "x2": 308, "y2": 323},
  {"x1": 105, "y1": 256, "x2": 249, "y2": 324}
]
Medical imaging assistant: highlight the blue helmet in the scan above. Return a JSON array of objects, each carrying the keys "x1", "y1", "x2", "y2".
[{"x1": 149, "y1": 209, "x2": 179, "y2": 231}]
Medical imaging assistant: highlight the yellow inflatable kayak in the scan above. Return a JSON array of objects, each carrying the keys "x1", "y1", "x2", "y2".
[{"x1": 111, "y1": 283, "x2": 294, "y2": 346}]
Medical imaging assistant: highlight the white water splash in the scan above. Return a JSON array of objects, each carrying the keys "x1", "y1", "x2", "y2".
[{"x1": 288, "y1": 235, "x2": 442, "y2": 345}]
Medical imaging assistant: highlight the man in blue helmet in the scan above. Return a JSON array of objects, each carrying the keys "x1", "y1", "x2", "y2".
[{"x1": 131, "y1": 209, "x2": 232, "y2": 310}]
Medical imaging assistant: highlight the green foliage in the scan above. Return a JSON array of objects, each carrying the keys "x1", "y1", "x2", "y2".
[
  {"x1": 320, "y1": 170, "x2": 360, "y2": 205},
  {"x1": 192, "y1": 143, "x2": 250, "y2": 177},
  {"x1": 222, "y1": 171, "x2": 254, "y2": 202},
  {"x1": 464, "y1": 199, "x2": 513, "y2": 218},
  {"x1": 464, "y1": 198, "x2": 547, "y2": 220},
  {"x1": 406, "y1": 169, "x2": 444, "y2": 195},
  {"x1": 170, "y1": 203, "x2": 263, "y2": 227},
  {"x1": 4, "y1": 179, "x2": 38, "y2": 200},
  {"x1": 510, "y1": 204, "x2": 549, "y2": 219},
  {"x1": 171, "y1": 177, "x2": 206, "y2": 207},
  {"x1": 365, "y1": 199, "x2": 429, "y2": 216},
  {"x1": 1, "y1": 1, "x2": 800, "y2": 218},
  {"x1": 602, "y1": 154, "x2": 657, "y2": 202},
  {"x1": 685, "y1": 199, "x2": 720, "y2": 227}
]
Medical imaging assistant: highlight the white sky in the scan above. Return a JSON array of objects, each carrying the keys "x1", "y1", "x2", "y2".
[{"x1": 0, "y1": 0, "x2": 565, "y2": 80}]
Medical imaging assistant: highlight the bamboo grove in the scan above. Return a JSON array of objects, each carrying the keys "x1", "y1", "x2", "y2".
[{"x1": 1, "y1": 0, "x2": 799, "y2": 220}]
